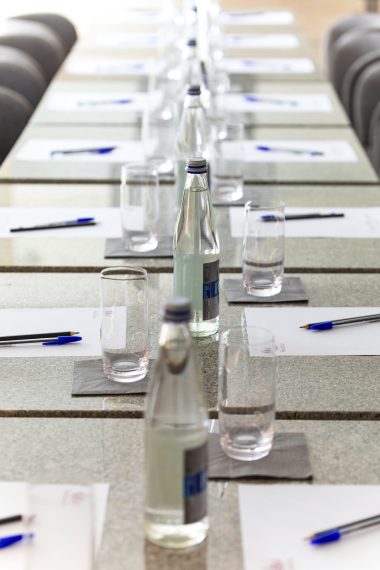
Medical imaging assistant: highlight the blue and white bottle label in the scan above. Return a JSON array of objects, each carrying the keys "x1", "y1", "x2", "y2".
[
  {"x1": 203, "y1": 260, "x2": 219, "y2": 320},
  {"x1": 184, "y1": 442, "x2": 208, "y2": 524}
]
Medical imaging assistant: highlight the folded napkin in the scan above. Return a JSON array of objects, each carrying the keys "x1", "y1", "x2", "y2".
[
  {"x1": 72, "y1": 359, "x2": 151, "y2": 396},
  {"x1": 223, "y1": 276, "x2": 308, "y2": 303},
  {"x1": 208, "y1": 432, "x2": 312, "y2": 480}
]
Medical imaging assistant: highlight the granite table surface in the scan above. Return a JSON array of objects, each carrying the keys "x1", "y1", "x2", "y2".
[
  {"x1": 0, "y1": 272, "x2": 379, "y2": 420},
  {"x1": 0, "y1": 124, "x2": 376, "y2": 185},
  {"x1": 30, "y1": 80, "x2": 349, "y2": 128},
  {"x1": 54, "y1": 47, "x2": 325, "y2": 85},
  {"x1": 1, "y1": 417, "x2": 380, "y2": 570},
  {"x1": 0, "y1": 182, "x2": 378, "y2": 272}
]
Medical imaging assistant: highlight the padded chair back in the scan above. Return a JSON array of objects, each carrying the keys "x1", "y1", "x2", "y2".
[
  {"x1": 367, "y1": 103, "x2": 380, "y2": 173},
  {"x1": 342, "y1": 49, "x2": 380, "y2": 121},
  {"x1": 11, "y1": 13, "x2": 77, "y2": 55},
  {"x1": 0, "y1": 86, "x2": 32, "y2": 163},
  {"x1": 325, "y1": 13, "x2": 380, "y2": 79},
  {"x1": 352, "y1": 59, "x2": 380, "y2": 145},
  {"x1": 0, "y1": 20, "x2": 65, "y2": 82},
  {"x1": 0, "y1": 45, "x2": 46, "y2": 107},
  {"x1": 330, "y1": 27, "x2": 380, "y2": 96}
]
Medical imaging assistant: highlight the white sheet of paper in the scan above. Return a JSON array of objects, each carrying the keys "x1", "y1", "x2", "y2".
[
  {"x1": 221, "y1": 57, "x2": 315, "y2": 74},
  {"x1": 0, "y1": 307, "x2": 102, "y2": 357},
  {"x1": 221, "y1": 10, "x2": 294, "y2": 25},
  {"x1": 0, "y1": 482, "x2": 109, "y2": 569},
  {"x1": 0, "y1": 482, "x2": 30, "y2": 570},
  {"x1": 229, "y1": 207, "x2": 380, "y2": 238},
  {"x1": 100, "y1": 10, "x2": 169, "y2": 24},
  {"x1": 95, "y1": 32, "x2": 168, "y2": 48},
  {"x1": 229, "y1": 140, "x2": 357, "y2": 163},
  {"x1": 219, "y1": 93, "x2": 333, "y2": 113},
  {"x1": 65, "y1": 58, "x2": 160, "y2": 76},
  {"x1": 244, "y1": 307, "x2": 380, "y2": 355},
  {"x1": 46, "y1": 91, "x2": 161, "y2": 112},
  {"x1": 224, "y1": 33, "x2": 299, "y2": 49},
  {"x1": 239, "y1": 485, "x2": 380, "y2": 570},
  {"x1": 29, "y1": 484, "x2": 93, "y2": 570},
  {"x1": 0, "y1": 207, "x2": 122, "y2": 238},
  {"x1": 92, "y1": 484, "x2": 109, "y2": 554},
  {"x1": 15, "y1": 139, "x2": 144, "y2": 163}
]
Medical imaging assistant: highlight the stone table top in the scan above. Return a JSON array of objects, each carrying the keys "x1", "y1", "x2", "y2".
[
  {"x1": 0, "y1": 272, "x2": 379, "y2": 420},
  {"x1": 0, "y1": 124, "x2": 375, "y2": 184},
  {"x1": 1, "y1": 417, "x2": 380, "y2": 569}
]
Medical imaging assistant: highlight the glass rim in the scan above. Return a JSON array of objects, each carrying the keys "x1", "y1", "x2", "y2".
[
  {"x1": 121, "y1": 162, "x2": 158, "y2": 181},
  {"x1": 100, "y1": 266, "x2": 148, "y2": 281},
  {"x1": 245, "y1": 200, "x2": 285, "y2": 212}
]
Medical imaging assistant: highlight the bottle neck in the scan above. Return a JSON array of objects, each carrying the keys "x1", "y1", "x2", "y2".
[
  {"x1": 184, "y1": 171, "x2": 209, "y2": 192},
  {"x1": 159, "y1": 321, "x2": 192, "y2": 374},
  {"x1": 183, "y1": 93, "x2": 203, "y2": 109}
]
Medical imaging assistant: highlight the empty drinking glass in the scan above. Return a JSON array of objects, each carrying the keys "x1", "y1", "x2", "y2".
[
  {"x1": 100, "y1": 267, "x2": 149, "y2": 382},
  {"x1": 142, "y1": 98, "x2": 177, "y2": 174},
  {"x1": 242, "y1": 201, "x2": 285, "y2": 297},
  {"x1": 218, "y1": 325, "x2": 276, "y2": 461},
  {"x1": 210, "y1": 122, "x2": 244, "y2": 202},
  {"x1": 120, "y1": 162, "x2": 159, "y2": 252}
]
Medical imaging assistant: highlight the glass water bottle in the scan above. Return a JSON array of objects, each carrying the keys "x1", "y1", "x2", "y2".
[
  {"x1": 144, "y1": 297, "x2": 209, "y2": 549},
  {"x1": 173, "y1": 158, "x2": 220, "y2": 337}
]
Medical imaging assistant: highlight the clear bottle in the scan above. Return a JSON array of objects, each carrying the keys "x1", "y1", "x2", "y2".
[
  {"x1": 144, "y1": 297, "x2": 209, "y2": 549},
  {"x1": 175, "y1": 85, "x2": 208, "y2": 206},
  {"x1": 174, "y1": 158, "x2": 220, "y2": 337},
  {"x1": 181, "y1": 39, "x2": 203, "y2": 91}
]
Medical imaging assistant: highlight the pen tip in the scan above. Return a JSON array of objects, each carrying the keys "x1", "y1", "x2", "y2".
[{"x1": 299, "y1": 325, "x2": 309, "y2": 329}]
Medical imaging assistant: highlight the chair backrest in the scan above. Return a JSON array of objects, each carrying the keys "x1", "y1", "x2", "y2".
[
  {"x1": 352, "y1": 59, "x2": 380, "y2": 145},
  {"x1": 0, "y1": 20, "x2": 65, "y2": 82},
  {"x1": 0, "y1": 45, "x2": 46, "y2": 106},
  {"x1": 10, "y1": 13, "x2": 77, "y2": 55},
  {"x1": 0, "y1": 86, "x2": 32, "y2": 163},
  {"x1": 341, "y1": 49, "x2": 380, "y2": 121},
  {"x1": 324, "y1": 13, "x2": 380, "y2": 79},
  {"x1": 330, "y1": 27, "x2": 380, "y2": 96},
  {"x1": 366, "y1": 100, "x2": 380, "y2": 173}
]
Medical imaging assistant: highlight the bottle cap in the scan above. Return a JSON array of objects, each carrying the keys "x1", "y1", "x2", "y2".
[
  {"x1": 186, "y1": 157, "x2": 208, "y2": 174},
  {"x1": 187, "y1": 38, "x2": 197, "y2": 47},
  {"x1": 163, "y1": 297, "x2": 192, "y2": 322},
  {"x1": 187, "y1": 85, "x2": 201, "y2": 96}
]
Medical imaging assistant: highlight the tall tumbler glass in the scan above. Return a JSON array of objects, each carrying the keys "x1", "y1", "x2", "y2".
[
  {"x1": 100, "y1": 267, "x2": 149, "y2": 383},
  {"x1": 142, "y1": 99, "x2": 176, "y2": 174},
  {"x1": 210, "y1": 122, "x2": 244, "y2": 203},
  {"x1": 242, "y1": 201, "x2": 285, "y2": 297},
  {"x1": 120, "y1": 163, "x2": 159, "y2": 252},
  {"x1": 218, "y1": 326, "x2": 276, "y2": 461}
]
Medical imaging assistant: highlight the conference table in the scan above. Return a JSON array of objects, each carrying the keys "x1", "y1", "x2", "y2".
[{"x1": 0, "y1": 4, "x2": 379, "y2": 568}]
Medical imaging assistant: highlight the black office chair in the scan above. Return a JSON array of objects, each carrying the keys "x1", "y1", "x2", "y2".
[
  {"x1": 0, "y1": 20, "x2": 65, "y2": 82},
  {"x1": 352, "y1": 59, "x2": 380, "y2": 146},
  {"x1": 324, "y1": 13, "x2": 380, "y2": 79},
  {"x1": 10, "y1": 13, "x2": 77, "y2": 56},
  {"x1": 0, "y1": 45, "x2": 46, "y2": 107},
  {"x1": 0, "y1": 86, "x2": 33, "y2": 164}
]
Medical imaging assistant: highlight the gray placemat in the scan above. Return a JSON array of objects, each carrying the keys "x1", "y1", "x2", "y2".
[
  {"x1": 72, "y1": 359, "x2": 152, "y2": 396},
  {"x1": 104, "y1": 237, "x2": 173, "y2": 258},
  {"x1": 223, "y1": 276, "x2": 308, "y2": 303},
  {"x1": 208, "y1": 432, "x2": 312, "y2": 480}
]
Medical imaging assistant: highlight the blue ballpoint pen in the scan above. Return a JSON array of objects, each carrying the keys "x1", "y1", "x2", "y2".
[
  {"x1": 300, "y1": 313, "x2": 380, "y2": 331},
  {"x1": 245, "y1": 95, "x2": 298, "y2": 106},
  {"x1": 50, "y1": 146, "x2": 117, "y2": 156},
  {"x1": 0, "y1": 533, "x2": 34, "y2": 549},
  {"x1": 256, "y1": 145, "x2": 324, "y2": 156},
  {"x1": 10, "y1": 218, "x2": 96, "y2": 232},
  {"x1": 77, "y1": 98, "x2": 132, "y2": 106},
  {"x1": 306, "y1": 512, "x2": 380, "y2": 545}
]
